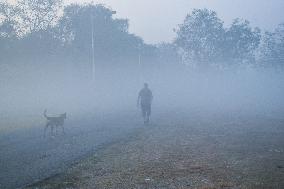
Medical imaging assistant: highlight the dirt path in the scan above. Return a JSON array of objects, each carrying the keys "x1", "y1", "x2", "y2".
[
  {"x1": 26, "y1": 111, "x2": 284, "y2": 189},
  {"x1": 0, "y1": 110, "x2": 143, "y2": 189}
]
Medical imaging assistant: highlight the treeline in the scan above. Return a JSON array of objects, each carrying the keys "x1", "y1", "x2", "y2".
[
  {"x1": 0, "y1": 1, "x2": 156, "y2": 82},
  {"x1": 0, "y1": 0, "x2": 284, "y2": 79},
  {"x1": 174, "y1": 9, "x2": 284, "y2": 70}
]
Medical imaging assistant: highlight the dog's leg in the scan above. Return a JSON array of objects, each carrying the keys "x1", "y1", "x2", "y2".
[
  {"x1": 51, "y1": 125, "x2": 54, "y2": 136},
  {"x1": 44, "y1": 123, "x2": 49, "y2": 137},
  {"x1": 55, "y1": 125, "x2": 58, "y2": 136},
  {"x1": 61, "y1": 125, "x2": 65, "y2": 135}
]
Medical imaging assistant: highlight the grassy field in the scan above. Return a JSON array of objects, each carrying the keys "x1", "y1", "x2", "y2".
[{"x1": 26, "y1": 111, "x2": 284, "y2": 189}]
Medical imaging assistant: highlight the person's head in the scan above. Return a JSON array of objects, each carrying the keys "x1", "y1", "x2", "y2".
[{"x1": 144, "y1": 83, "x2": 148, "y2": 88}]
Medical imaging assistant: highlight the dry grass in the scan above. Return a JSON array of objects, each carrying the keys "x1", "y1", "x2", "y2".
[{"x1": 26, "y1": 115, "x2": 284, "y2": 189}]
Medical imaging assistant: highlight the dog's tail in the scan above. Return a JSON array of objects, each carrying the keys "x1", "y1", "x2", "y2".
[{"x1": 44, "y1": 109, "x2": 48, "y2": 118}]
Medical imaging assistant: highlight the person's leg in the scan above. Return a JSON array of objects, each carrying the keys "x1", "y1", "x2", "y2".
[
  {"x1": 144, "y1": 104, "x2": 150, "y2": 124},
  {"x1": 145, "y1": 105, "x2": 151, "y2": 124},
  {"x1": 141, "y1": 105, "x2": 147, "y2": 124},
  {"x1": 146, "y1": 113, "x2": 150, "y2": 124}
]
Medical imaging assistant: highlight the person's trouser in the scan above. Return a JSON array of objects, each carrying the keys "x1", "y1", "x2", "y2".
[{"x1": 141, "y1": 103, "x2": 151, "y2": 119}]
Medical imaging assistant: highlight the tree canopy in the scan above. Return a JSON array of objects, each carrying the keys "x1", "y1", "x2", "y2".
[
  {"x1": 258, "y1": 23, "x2": 284, "y2": 69},
  {"x1": 175, "y1": 9, "x2": 262, "y2": 70},
  {"x1": 1, "y1": 2, "x2": 284, "y2": 75}
]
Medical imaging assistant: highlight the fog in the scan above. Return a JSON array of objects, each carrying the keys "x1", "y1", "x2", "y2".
[
  {"x1": 1, "y1": 63, "x2": 284, "y2": 123},
  {"x1": 1, "y1": 1, "x2": 284, "y2": 188}
]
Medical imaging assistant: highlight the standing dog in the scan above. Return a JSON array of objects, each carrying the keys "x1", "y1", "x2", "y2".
[{"x1": 44, "y1": 109, "x2": 66, "y2": 137}]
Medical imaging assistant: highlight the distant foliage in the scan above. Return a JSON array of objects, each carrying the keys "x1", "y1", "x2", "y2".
[
  {"x1": 0, "y1": 2, "x2": 148, "y2": 69},
  {"x1": 17, "y1": 0, "x2": 63, "y2": 34},
  {"x1": 258, "y1": 23, "x2": 284, "y2": 70},
  {"x1": 0, "y1": 0, "x2": 62, "y2": 36},
  {"x1": 57, "y1": 4, "x2": 144, "y2": 64},
  {"x1": 175, "y1": 9, "x2": 225, "y2": 69},
  {"x1": 0, "y1": 2, "x2": 284, "y2": 74},
  {"x1": 175, "y1": 9, "x2": 261, "y2": 70},
  {"x1": 224, "y1": 19, "x2": 261, "y2": 66}
]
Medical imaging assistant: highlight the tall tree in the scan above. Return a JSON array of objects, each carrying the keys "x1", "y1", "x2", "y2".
[
  {"x1": 16, "y1": 0, "x2": 62, "y2": 34},
  {"x1": 0, "y1": 2, "x2": 20, "y2": 64},
  {"x1": 175, "y1": 9, "x2": 262, "y2": 70},
  {"x1": 224, "y1": 19, "x2": 261, "y2": 66},
  {"x1": 0, "y1": 1, "x2": 65, "y2": 66},
  {"x1": 258, "y1": 23, "x2": 284, "y2": 69},
  {"x1": 175, "y1": 9, "x2": 225, "y2": 69},
  {"x1": 57, "y1": 4, "x2": 144, "y2": 65},
  {"x1": 0, "y1": 2, "x2": 18, "y2": 38},
  {"x1": 1, "y1": 0, "x2": 62, "y2": 36}
]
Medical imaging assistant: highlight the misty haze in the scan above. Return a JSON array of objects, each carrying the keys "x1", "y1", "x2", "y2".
[{"x1": 0, "y1": 0, "x2": 283, "y2": 189}]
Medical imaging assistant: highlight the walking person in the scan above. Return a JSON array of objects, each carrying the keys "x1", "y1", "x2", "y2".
[{"x1": 137, "y1": 83, "x2": 153, "y2": 124}]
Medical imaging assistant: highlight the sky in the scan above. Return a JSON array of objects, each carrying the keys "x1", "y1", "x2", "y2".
[
  {"x1": 63, "y1": 0, "x2": 284, "y2": 44},
  {"x1": 8, "y1": 0, "x2": 284, "y2": 44}
]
